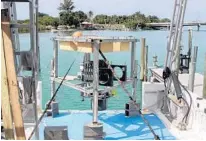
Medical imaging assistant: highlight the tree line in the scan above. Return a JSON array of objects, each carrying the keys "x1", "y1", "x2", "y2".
[{"x1": 18, "y1": 0, "x2": 170, "y2": 32}]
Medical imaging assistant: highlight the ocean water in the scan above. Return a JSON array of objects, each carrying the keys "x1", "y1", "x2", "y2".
[{"x1": 19, "y1": 28, "x2": 206, "y2": 110}]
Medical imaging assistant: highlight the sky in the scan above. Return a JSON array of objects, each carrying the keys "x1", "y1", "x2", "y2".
[{"x1": 11, "y1": 0, "x2": 206, "y2": 22}]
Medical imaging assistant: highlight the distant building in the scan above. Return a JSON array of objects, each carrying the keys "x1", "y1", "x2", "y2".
[{"x1": 80, "y1": 22, "x2": 93, "y2": 29}]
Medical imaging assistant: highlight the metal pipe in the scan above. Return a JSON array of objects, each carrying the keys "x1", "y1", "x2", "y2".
[
  {"x1": 131, "y1": 41, "x2": 136, "y2": 77},
  {"x1": 35, "y1": 0, "x2": 40, "y2": 72},
  {"x1": 169, "y1": 0, "x2": 184, "y2": 68},
  {"x1": 171, "y1": 0, "x2": 188, "y2": 67},
  {"x1": 50, "y1": 59, "x2": 55, "y2": 97},
  {"x1": 92, "y1": 40, "x2": 100, "y2": 123},
  {"x1": 203, "y1": 53, "x2": 206, "y2": 99},
  {"x1": 29, "y1": 1, "x2": 39, "y2": 139},
  {"x1": 140, "y1": 38, "x2": 145, "y2": 81},
  {"x1": 164, "y1": 0, "x2": 178, "y2": 67},
  {"x1": 54, "y1": 40, "x2": 58, "y2": 78},
  {"x1": 132, "y1": 60, "x2": 138, "y2": 101},
  {"x1": 130, "y1": 42, "x2": 135, "y2": 78},
  {"x1": 188, "y1": 29, "x2": 192, "y2": 57},
  {"x1": 188, "y1": 46, "x2": 198, "y2": 92},
  {"x1": 144, "y1": 45, "x2": 148, "y2": 81}
]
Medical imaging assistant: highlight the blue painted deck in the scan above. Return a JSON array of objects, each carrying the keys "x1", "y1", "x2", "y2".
[{"x1": 38, "y1": 111, "x2": 175, "y2": 140}]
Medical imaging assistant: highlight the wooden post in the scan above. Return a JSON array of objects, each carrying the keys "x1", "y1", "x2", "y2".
[
  {"x1": 1, "y1": 9, "x2": 26, "y2": 140},
  {"x1": 144, "y1": 45, "x2": 148, "y2": 81},
  {"x1": 1, "y1": 29, "x2": 15, "y2": 140},
  {"x1": 140, "y1": 38, "x2": 145, "y2": 81},
  {"x1": 203, "y1": 53, "x2": 206, "y2": 99}
]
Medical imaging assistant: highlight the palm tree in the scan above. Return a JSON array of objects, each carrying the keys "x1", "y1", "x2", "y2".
[
  {"x1": 88, "y1": 11, "x2": 93, "y2": 22},
  {"x1": 58, "y1": 0, "x2": 75, "y2": 13}
]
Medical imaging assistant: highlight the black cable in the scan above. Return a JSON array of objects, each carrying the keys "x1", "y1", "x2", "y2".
[
  {"x1": 99, "y1": 49, "x2": 160, "y2": 140},
  {"x1": 139, "y1": 111, "x2": 160, "y2": 140},
  {"x1": 28, "y1": 58, "x2": 76, "y2": 140},
  {"x1": 179, "y1": 81, "x2": 192, "y2": 123}
]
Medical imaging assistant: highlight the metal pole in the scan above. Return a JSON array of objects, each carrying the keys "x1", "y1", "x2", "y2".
[
  {"x1": 50, "y1": 59, "x2": 55, "y2": 97},
  {"x1": 35, "y1": 0, "x2": 40, "y2": 72},
  {"x1": 132, "y1": 60, "x2": 138, "y2": 101},
  {"x1": 164, "y1": 0, "x2": 178, "y2": 67},
  {"x1": 29, "y1": 1, "x2": 39, "y2": 139},
  {"x1": 140, "y1": 38, "x2": 145, "y2": 81},
  {"x1": 153, "y1": 55, "x2": 158, "y2": 68},
  {"x1": 188, "y1": 46, "x2": 198, "y2": 92},
  {"x1": 54, "y1": 40, "x2": 58, "y2": 78},
  {"x1": 188, "y1": 29, "x2": 192, "y2": 57},
  {"x1": 131, "y1": 41, "x2": 136, "y2": 100},
  {"x1": 92, "y1": 40, "x2": 100, "y2": 123},
  {"x1": 144, "y1": 45, "x2": 148, "y2": 81},
  {"x1": 51, "y1": 40, "x2": 58, "y2": 97},
  {"x1": 203, "y1": 53, "x2": 206, "y2": 99},
  {"x1": 130, "y1": 42, "x2": 136, "y2": 78}
]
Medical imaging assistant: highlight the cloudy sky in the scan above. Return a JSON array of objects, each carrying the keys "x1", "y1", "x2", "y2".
[{"x1": 13, "y1": 0, "x2": 206, "y2": 22}]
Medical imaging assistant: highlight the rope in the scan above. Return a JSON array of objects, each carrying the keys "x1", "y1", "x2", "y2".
[
  {"x1": 28, "y1": 57, "x2": 77, "y2": 140},
  {"x1": 98, "y1": 49, "x2": 160, "y2": 140}
]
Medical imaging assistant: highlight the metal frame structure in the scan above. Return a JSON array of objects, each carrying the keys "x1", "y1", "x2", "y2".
[
  {"x1": 51, "y1": 36, "x2": 138, "y2": 123},
  {"x1": 2, "y1": 0, "x2": 40, "y2": 139}
]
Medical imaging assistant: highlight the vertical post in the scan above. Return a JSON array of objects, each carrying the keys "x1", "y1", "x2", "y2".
[
  {"x1": 1, "y1": 30, "x2": 15, "y2": 140},
  {"x1": 29, "y1": 1, "x2": 39, "y2": 139},
  {"x1": 153, "y1": 55, "x2": 158, "y2": 68},
  {"x1": 203, "y1": 53, "x2": 206, "y2": 99},
  {"x1": 144, "y1": 45, "x2": 148, "y2": 81},
  {"x1": 131, "y1": 41, "x2": 136, "y2": 100},
  {"x1": 51, "y1": 40, "x2": 58, "y2": 97},
  {"x1": 1, "y1": 10, "x2": 26, "y2": 139},
  {"x1": 92, "y1": 40, "x2": 100, "y2": 123},
  {"x1": 188, "y1": 46, "x2": 198, "y2": 92},
  {"x1": 188, "y1": 29, "x2": 192, "y2": 57},
  {"x1": 130, "y1": 42, "x2": 136, "y2": 78},
  {"x1": 132, "y1": 60, "x2": 138, "y2": 101},
  {"x1": 54, "y1": 40, "x2": 58, "y2": 78},
  {"x1": 175, "y1": 45, "x2": 181, "y2": 74},
  {"x1": 50, "y1": 59, "x2": 55, "y2": 97},
  {"x1": 140, "y1": 38, "x2": 145, "y2": 81},
  {"x1": 35, "y1": 0, "x2": 40, "y2": 72}
]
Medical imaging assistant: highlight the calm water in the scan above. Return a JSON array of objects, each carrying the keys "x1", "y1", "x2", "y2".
[{"x1": 19, "y1": 28, "x2": 206, "y2": 110}]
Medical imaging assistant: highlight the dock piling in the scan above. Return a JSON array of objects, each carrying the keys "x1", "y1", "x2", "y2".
[
  {"x1": 140, "y1": 38, "x2": 146, "y2": 81},
  {"x1": 144, "y1": 45, "x2": 148, "y2": 81},
  {"x1": 188, "y1": 46, "x2": 198, "y2": 92},
  {"x1": 188, "y1": 29, "x2": 192, "y2": 57},
  {"x1": 203, "y1": 53, "x2": 206, "y2": 99}
]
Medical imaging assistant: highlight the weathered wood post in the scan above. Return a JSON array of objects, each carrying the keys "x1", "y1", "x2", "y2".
[
  {"x1": 188, "y1": 46, "x2": 198, "y2": 92},
  {"x1": 144, "y1": 45, "x2": 148, "y2": 81},
  {"x1": 203, "y1": 53, "x2": 206, "y2": 99},
  {"x1": 1, "y1": 30, "x2": 15, "y2": 140},
  {"x1": 1, "y1": 9, "x2": 26, "y2": 139},
  {"x1": 140, "y1": 38, "x2": 146, "y2": 81}
]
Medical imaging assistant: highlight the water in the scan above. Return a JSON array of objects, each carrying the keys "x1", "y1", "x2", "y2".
[{"x1": 19, "y1": 28, "x2": 206, "y2": 110}]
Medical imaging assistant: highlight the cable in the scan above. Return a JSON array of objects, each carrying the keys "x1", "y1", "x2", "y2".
[
  {"x1": 179, "y1": 81, "x2": 192, "y2": 123},
  {"x1": 28, "y1": 58, "x2": 77, "y2": 140},
  {"x1": 98, "y1": 49, "x2": 160, "y2": 140},
  {"x1": 163, "y1": 69, "x2": 192, "y2": 124}
]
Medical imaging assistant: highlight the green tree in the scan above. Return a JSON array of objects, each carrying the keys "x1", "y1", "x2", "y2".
[
  {"x1": 58, "y1": 0, "x2": 75, "y2": 13},
  {"x1": 161, "y1": 18, "x2": 171, "y2": 23},
  {"x1": 38, "y1": 12, "x2": 49, "y2": 17},
  {"x1": 147, "y1": 15, "x2": 160, "y2": 23},
  {"x1": 88, "y1": 11, "x2": 93, "y2": 22}
]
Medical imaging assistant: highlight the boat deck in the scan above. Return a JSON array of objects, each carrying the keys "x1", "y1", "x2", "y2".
[
  {"x1": 36, "y1": 111, "x2": 175, "y2": 140},
  {"x1": 150, "y1": 68, "x2": 204, "y2": 97}
]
